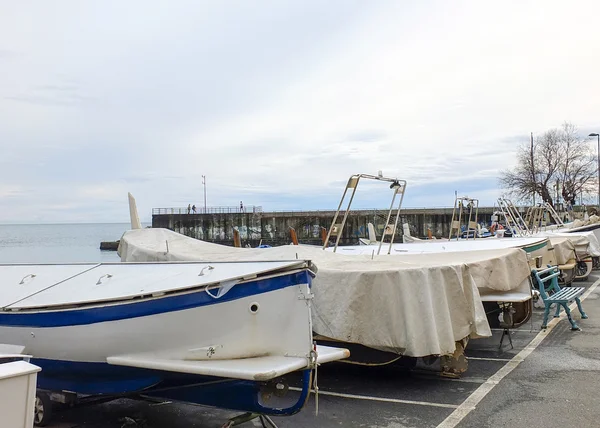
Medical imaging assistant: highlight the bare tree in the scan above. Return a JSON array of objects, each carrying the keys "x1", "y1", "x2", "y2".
[{"x1": 499, "y1": 122, "x2": 597, "y2": 207}]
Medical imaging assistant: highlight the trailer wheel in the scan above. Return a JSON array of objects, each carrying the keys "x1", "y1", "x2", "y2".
[
  {"x1": 575, "y1": 261, "x2": 589, "y2": 280},
  {"x1": 394, "y1": 356, "x2": 418, "y2": 371},
  {"x1": 34, "y1": 392, "x2": 53, "y2": 427}
]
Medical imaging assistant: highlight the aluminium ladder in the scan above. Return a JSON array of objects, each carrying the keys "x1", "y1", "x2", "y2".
[
  {"x1": 497, "y1": 198, "x2": 530, "y2": 236},
  {"x1": 323, "y1": 173, "x2": 407, "y2": 255},
  {"x1": 449, "y1": 197, "x2": 479, "y2": 240}
]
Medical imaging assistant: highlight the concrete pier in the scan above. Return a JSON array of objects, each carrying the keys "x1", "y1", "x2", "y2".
[{"x1": 152, "y1": 206, "x2": 496, "y2": 246}]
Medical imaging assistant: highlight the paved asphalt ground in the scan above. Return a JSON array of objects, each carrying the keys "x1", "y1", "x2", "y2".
[{"x1": 46, "y1": 274, "x2": 600, "y2": 428}]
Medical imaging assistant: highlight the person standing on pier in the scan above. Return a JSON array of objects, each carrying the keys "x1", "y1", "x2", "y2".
[
  {"x1": 240, "y1": 201, "x2": 244, "y2": 212},
  {"x1": 187, "y1": 204, "x2": 191, "y2": 214},
  {"x1": 192, "y1": 204, "x2": 196, "y2": 214}
]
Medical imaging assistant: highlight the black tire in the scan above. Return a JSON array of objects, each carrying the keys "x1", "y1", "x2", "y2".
[
  {"x1": 575, "y1": 261, "x2": 588, "y2": 280},
  {"x1": 394, "y1": 356, "x2": 418, "y2": 371},
  {"x1": 34, "y1": 391, "x2": 53, "y2": 427}
]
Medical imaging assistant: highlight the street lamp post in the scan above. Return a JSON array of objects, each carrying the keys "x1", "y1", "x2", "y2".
[
  {"x1": 589, "y1": 133, "x2": 600, "y2": 208},
  {"x1": 202, "y1": 175, "x2": 207, "y2": 213}
]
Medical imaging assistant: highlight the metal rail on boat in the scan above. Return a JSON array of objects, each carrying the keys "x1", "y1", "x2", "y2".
[
  {"x1": 448, "y1": 196, "x2": 479, "y2": 240},
  {"x1": 323, "y1": 173, "x2": 407, "y2": 255},
  {"x1": 497, "y1": 199, "x2": 564, "y2": 236},
  {"x1": 524, "y1": 202, "x2": 564, "y2": 232},
  {"x1": 496, "y1": 198, "x2": 530, "y2": 236}
]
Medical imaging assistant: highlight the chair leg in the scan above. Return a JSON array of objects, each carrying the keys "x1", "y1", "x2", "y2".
[
  {"x1": 553, "y1": 302, "x2": 561, "y2": 318},
  {"x1": 499, "y1": 329, "x2": 513, "y2": 350},
  {"x1": 562, "y1": 303, "x2": 580, "y2": 330},
  {"x1": 542, "y1": 305, "x2": 551, "y2": 329},
  {"x1": 575, "y1": 297, "x2": 588, "y2": 319},
  {"x1": 504, "y1": 329, "x2": 513, "y2": 349}
]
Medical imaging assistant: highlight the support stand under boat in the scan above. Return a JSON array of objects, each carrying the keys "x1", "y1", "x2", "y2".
[
  {"x1": 34, "y1": 389, "x2": 286, "y2": 428},
  {"x1": 222, "y1": 412, "x2": 279, "y2": 428},
  {"x1": 34, "y1": 388, "x2": 127, "y2": 427}
]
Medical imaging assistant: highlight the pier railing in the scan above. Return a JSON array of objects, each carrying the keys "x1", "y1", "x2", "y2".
[
  {"x1": 152, "y1": 206, "x2": 465, "y2": 216},
  {"x1": 152, "y1": 206, "x2": 263, "y2": 215}
]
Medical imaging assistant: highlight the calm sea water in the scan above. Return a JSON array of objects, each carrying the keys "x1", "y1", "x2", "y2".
[{"x1": 0, "y1": 223, "x2": 149, "y2": 264}]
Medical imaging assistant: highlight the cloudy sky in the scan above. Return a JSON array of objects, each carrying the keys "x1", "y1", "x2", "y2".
[{"x1": 1, "y1": 1, "x2": 600, "y2": 223}]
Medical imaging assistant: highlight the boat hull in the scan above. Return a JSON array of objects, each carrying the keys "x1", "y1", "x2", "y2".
[
  {"x1": 0, "y1": 266, "x2": 327, "y2": 415},
  {"x1": 33, "y1": 358, "x2": 312, "y2": 416},
  {"x1": 0, "y1": 271, "x2": 313, "y2": 364}
]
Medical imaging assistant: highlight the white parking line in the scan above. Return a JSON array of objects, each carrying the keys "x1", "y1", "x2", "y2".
[
  {"x1": 289, "y1": 387, "x2": 458, "y2": 409},
  {"x1": 466, "y1": 357, "x2": 513, "y2": 362},
  {"x1": 436, "y1": 277, "x2": 600, "y2": 428},
  {"x1": 410, "y1": 370, "x2": 487, "y2": 384}
]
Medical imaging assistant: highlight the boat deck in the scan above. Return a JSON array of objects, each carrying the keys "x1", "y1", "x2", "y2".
[
  {"x1": 329, "y1": 236, "x2": 548, "y2": 255},
  {"x1": 0, "y1": 261, "x2": 305, "y2": 309},
  {"x1": 44, "y1": 273, "x2": 600, "y2": 428}
]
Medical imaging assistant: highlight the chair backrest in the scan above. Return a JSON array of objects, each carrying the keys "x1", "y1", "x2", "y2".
[{"x1": 531, "y1": 265, "x2": 561, "y2": 300}]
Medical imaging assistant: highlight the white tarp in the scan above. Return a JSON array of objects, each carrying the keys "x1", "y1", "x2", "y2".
[
  {"x1": 118, "y1": 228, "x2": 531, "y2": 357},
  {"x1": 546, "y1": 237, "x2": 576, "y2": 265},
  {"x1": 539, "y1": 231, "x2": 600, "y2": 257}
]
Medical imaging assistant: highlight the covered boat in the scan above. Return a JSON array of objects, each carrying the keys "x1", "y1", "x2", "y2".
[
  {"x1": 118, "y1": 227, "x2": 530, "y2": 357},
  {"x1": 119, "y1": 179, "x2": 536, "y2": 377}
]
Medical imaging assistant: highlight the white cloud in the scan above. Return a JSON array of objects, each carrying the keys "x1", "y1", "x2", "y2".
[{"x1": 0, "y1": 0, "x2": 599, "y2": 222}]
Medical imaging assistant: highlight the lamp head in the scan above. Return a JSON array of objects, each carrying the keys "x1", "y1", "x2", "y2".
[{"x1": 589, "y1": 133, "x2": 599, "y2": 137}]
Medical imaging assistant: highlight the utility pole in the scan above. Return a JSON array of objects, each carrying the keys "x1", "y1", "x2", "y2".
[
  {"x1": 531, "y1": 132, "x2": 536, "y2": 205},
  {"x1": 202, "y1": 175, "x2": 207, "y2": 213},
  {"x1": 589, "y1": 133, "x2": 600, "y2": 208}
]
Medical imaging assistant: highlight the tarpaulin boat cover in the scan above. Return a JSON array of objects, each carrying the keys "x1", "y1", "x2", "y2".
[
  {"x1": 545, "y1": 237, "x2": 576, "y2": 265},
  {"x1": 118, "y1": 228, "x2": 531, "y2": 357},
  {"x1": 541, "y1": 231, "x2": 600, "y2": 257}
]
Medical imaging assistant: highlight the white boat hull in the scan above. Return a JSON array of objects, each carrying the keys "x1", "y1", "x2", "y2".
[
  {"x1": 0, "y1": 262, "x2": 349, "y2": 415},
  {"x1": 0, "y1": 282, "x2": 313, "y2": 365}
]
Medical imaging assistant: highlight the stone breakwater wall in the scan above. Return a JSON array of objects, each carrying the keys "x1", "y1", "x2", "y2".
[{"x1": 152, "y1": 207, "x2": 496, "y2": 247}]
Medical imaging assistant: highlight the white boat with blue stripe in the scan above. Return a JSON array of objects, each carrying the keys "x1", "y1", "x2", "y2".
[{"x1": 0, "y1": 260, "x2": 349, "y2": 423}]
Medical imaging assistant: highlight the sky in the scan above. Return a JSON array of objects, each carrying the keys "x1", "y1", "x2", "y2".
[{"x1": 1, "y1": 0, "x2": 600, "y2": 224}]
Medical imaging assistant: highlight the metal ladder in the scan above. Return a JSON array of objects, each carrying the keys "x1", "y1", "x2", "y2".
[
  {"x1": 449, "y1": 197, "x2": 479, "y2": 240},
  {"x1": 497, "y1": 198, "x2": 530, "y2": 236},
  {"x1": 524, "y1": 205, "x2": 545, "y2": 233},
  {"x1": 323, "y1": 173, "x2": 407, "y2": 255},
  {"x1": 544, "y1": 202, "x2": 565, "y2": 227},
  {"x1": 525, "y1": 202, "x2": 564, "y2": 232}
]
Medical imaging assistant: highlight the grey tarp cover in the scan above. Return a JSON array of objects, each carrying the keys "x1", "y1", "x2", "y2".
[{"x1": 118, "y1": 228, "x2": 531, "y2": 357}]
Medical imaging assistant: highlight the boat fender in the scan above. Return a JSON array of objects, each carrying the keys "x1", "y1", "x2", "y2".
[{"x1": 205, "y1": 279, "x2": 238, "y2": 299}]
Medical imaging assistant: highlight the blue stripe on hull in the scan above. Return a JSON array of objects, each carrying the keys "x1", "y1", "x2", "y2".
[
  {"x1": 0, "y1": 270, "x2": 311, "y2": 327},
  {"x1": 33, "y1": 358, "x2": 162, "y2": 394},
  {"x1": 144, "y1": 369, "x2": 311, "y2": 416},
  {"x1": 33, "y1": 358, "x2": 311, "y2": 416}
]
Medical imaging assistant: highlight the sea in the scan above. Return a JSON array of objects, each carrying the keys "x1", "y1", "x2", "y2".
[{"x1": 0, "y1": 223, "x2": 150, "y2": 264}]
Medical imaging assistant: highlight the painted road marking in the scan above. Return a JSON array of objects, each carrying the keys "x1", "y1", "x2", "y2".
[
  {"x1": 289, "y1": 387, "x2": 459, "y2": 409},
  {"x1": 436, "y1": 276, "x2": 600, "y2": 428},
  {"x1": 410, "y1": 370, "x2": 487, "y2": 384},
  {"x1": 466, "y1": 357, "x2": 513, "y2": 362}
]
